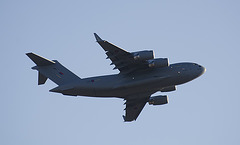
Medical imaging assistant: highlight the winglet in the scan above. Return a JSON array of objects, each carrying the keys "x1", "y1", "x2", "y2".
[{"x1": 94, "y1": 33, "x2": 103, "y2": 42}]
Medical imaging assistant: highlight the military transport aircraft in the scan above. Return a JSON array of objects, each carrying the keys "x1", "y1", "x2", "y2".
[{"x1": 26, "y1": 33, "x2": 206, "y2": 122}]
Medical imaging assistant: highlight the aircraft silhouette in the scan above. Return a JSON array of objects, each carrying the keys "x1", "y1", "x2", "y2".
[{"x1": 26, "y1": 33, "x2": 206, "y2": 122}]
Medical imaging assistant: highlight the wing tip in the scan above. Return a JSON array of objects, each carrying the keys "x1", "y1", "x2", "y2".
[
  {"x1": 26, "y1": 52, "x2": 33, "y2": 57},
  {"x1": 94, "y1": 33, "x2": 103, "y2": 42}
]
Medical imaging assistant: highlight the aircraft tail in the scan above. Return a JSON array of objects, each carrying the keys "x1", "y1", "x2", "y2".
[{"x1": 26, "y1": 53, "x2": 81, "y2": 86}]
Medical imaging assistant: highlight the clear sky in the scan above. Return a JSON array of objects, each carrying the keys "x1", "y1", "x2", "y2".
[{"x1": 1, "y1": 0, "x2": 240, "y2": 145}]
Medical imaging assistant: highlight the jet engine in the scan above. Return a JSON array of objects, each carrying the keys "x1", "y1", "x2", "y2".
[
  {"x1": 147, "y1": 58, "x2": 169, "y2": 68},
  {"x1": 148, "y1": 95, "x2": 168, "y2": 105},
  {"x1": 132, "y1": 50, "x2": 154, "y2": 61}
]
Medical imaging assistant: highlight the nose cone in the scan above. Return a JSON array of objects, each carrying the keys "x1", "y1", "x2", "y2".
[
  {"x1": 197, "y1": 65, "x2": 206, "y2": 77},
  {"x1": 200, "y1": 66, "x2": 206, "y2": 75}
]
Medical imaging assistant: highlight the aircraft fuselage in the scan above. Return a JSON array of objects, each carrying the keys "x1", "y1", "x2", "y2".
[{"x1": 51, "y1": 62, "x2": 205, "y2": 98}]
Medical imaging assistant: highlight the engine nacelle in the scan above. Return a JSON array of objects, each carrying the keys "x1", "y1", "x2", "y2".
[
  {"x1": 147, "y1": 58, "x2": 169, "y2": 68},
  {"x1": 149, "y1": 95, "x2": 168, "y2": 105},
  {"x1": 132, "y1": 50, "x2": 154, "y2": 61},
  {"x1": 160, "y1": 86, "x2": 176, "y2": 92}
]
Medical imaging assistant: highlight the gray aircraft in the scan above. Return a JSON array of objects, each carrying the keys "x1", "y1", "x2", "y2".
[{"x1": 26, "y1": 33, "x2": 206, "y2": 122}]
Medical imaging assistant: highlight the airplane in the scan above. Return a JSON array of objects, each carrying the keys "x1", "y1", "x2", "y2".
[{"x1": 26, "y1": 33, "x2": 206, "y2": 122}]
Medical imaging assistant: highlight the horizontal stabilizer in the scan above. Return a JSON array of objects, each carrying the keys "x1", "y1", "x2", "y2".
[{"x1": 26, "y1": 53, "x2": 55, "y2": 66}]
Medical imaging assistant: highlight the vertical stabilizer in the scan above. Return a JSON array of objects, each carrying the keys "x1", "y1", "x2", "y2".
[
  {"x1": 38, "y1": 72, "x2": 48, "y2": 85},
  {"x1": 26, "y1": 53, "x2": 81, "y2": 86}
]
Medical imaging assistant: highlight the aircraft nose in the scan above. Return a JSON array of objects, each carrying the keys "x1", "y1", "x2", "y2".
[{"x1": 199, "y1": 65, "x2": 206, "y2": 76}]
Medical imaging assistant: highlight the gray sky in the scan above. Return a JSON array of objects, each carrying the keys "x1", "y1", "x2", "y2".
[{"x1": 1, "y1": 0, "x2": 240, "y2": 145}]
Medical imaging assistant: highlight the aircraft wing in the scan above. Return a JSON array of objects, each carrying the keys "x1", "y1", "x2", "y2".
[
  {"x1": 94, "y1": 33, "x2": 147, "y2": 74},
  {"x1": 123, "y1": 94, "x2": 151, "y2": 122}
]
